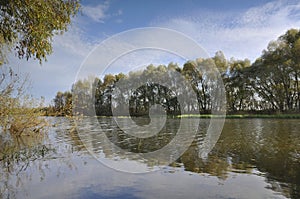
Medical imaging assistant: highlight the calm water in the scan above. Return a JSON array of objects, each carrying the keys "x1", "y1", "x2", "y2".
[{"x1": 0, "y1": 117, "x2": 299, "y2": 199}]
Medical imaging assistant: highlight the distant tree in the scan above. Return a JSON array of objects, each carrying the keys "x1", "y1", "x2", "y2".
[
  {"x1": 53, "y1": 91, "x2": 72, "y2": 116},
  {"x1": 71, "y1": 77, "x2": 99, "y2": 116},
  {"x1": 225, "y1": 58, "x2": 252, "y2": 112},
  {"x1": 213, "y1": 51, "x2": 227, "y2": 73},
  {"x1": 182, "y1": 61, "x2": 202, "y2": 112},
  {"x1": 251, "y1": 29, "x2": 300, "y2": 112},
  {"x1": 52, "y1": 29, "x2": 300, "y2": 115}
]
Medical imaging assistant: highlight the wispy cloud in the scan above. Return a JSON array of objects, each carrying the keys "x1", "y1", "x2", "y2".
[
  {"x1": 53, "y1": 26, "x2": 94, "y2": 57},
  {"x1": 8, "y1": 24, "x2": 97, "y2": 103},
  {"x1": 8, "y1": 0, "x2": 300, "y2": 103},
  {"x1": 239, "y1": 0, "x2": 300, "y2": 27},
  {"x1": 82, "y1": 1, "x2": 110, "y2": 23},
  {"x1": 153, "y1": 0, "x2": 300, "y2": 61},
  {"x1": 82, "y1": 1, "x2": 123, "y2": 23}
]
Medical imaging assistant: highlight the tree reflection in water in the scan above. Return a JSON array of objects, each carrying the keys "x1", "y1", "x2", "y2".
[
  {"x1": 0, "y1": 117, "x2": 299, "y2": 199},
  {"x1": 0, "y1": 133, "x2": 52, "y2": 198},
  {"x1": 0, "y1": 117, "x2": 85, "y2": 199},
  {"x1": 179, "y1": 119, "x2": 300, "y2": 198}
]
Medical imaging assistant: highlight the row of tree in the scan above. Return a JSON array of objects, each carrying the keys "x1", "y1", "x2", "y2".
[{"x1": 52, "y1": 29, "x2": 300, "y2": 116}]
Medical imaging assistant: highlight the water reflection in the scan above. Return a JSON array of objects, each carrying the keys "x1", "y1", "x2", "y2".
[
  {"x1": 0, "y1": 117, "x2": 299, "y2": 198},
  {"x1": 0, "y1": 131, "x2": 51, "y2": 198},
  {"x1": 208, "y1": 119, "x2": 300, "y2": 198}
]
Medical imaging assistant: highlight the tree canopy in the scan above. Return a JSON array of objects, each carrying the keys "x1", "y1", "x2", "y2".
[
  {"x1": 0, "y1": 0, "x2": 80, "y2": 65},
  {"x1": 52, "y1": 29, "x2": 300, "y2": 116}
]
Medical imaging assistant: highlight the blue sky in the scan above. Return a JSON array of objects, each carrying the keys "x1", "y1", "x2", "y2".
[{"x1": 8, "y1": 0, "x2": 300, "y2": 104}]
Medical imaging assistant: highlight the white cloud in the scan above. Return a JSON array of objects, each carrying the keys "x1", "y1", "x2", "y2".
[
  {"x1": 82, "y1": 2, "x2": 123, "y2": 23},
  {"x1": 8, "y1": 23, "x2": 97, "y2": 104},
  {"x1": 7, "y1": 0, "x2": 300, "y2": 103},
  {"x1": 82, "y1": 2, "x2": 110, "y2": 23},
  {"x1": 239, "y1": 0, "x2": 300, "y2": 27},
  {"x1": 75, "y1": 27, "x2": 210, "y2": 82},
  {"x1": 53, "y1": 26, "x2": 94, "y2": 57},
  {"x1": 153, "y1": 0, "x2": 300, "y2": 62}
]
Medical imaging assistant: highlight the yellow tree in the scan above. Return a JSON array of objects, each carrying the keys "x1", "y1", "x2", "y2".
[{"x1": 0, "y1": 0, "x2": 80, "y2": 65}]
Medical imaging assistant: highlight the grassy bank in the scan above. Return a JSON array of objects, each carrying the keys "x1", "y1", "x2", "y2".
[
  {"x1": 177, "y1": 114, "x2": 300, "y2": 119},
  {"x1": 44, "y1": 113, "x2": 300, "y2": 119}
]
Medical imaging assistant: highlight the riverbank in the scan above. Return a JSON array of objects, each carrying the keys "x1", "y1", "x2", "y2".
[
  {"x1": 177, "y1": 113, "x2": 300, "y2": 119},
  {"x1": 42, "y1": 110, "x2": 300, "y2": 119}
]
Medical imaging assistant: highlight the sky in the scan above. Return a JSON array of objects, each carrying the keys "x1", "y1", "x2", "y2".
[{"x1": 7, "y1": 0, "x2": 300, "y2": 104}]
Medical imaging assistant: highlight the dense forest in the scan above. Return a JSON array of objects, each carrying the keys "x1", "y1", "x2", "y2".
[{"x1": 50, "y1": 29, "x2": 300, "y2": 116}]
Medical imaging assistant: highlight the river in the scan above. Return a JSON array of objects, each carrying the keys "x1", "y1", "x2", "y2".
[{"x1": 0, "y1": 117, "x2": 299, "y2": 199}]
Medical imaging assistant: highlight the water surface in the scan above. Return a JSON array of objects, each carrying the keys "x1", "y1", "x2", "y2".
[{"x1": 0, "y1": 117, "x2": 299, "y2": 199}]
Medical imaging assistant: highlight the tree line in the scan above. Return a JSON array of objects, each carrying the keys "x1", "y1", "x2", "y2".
[{"x1": 51, "y1": 29, "x2": 300, "y2": 116}]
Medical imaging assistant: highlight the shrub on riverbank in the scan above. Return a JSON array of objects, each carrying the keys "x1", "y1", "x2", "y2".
[{"x1": 0, "y1": 67, "x2": 48, "y2": 137}]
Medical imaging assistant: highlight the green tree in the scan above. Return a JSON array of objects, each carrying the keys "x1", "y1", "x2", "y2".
[
  {"x1": 0, "y1": 1, "x2": 80, "y2": 136},
  {"x1": 72, "y1": 78, "x2": 94, "y2": 116},
  {"x1": 53, "y1": 91, "x2": 72, "y2": 116},
  {"x1": 182, "y1": 61, "x2": 201, "y2": 112},
  {"x1": 213, "y1": 51, "x2": 228, "y2": 73},
  {"x1": 280, "y1": 29, "x2": 300, "y2": 110},
  {"x1": 225, "y1": 58, "x2": 252, "y2": 112},
  {"x1": 0, "y1": 0, "x2": 80, "y2": 64},
  {"x1": 250, "y1": 29, "x2": 300, "y2": 112}
]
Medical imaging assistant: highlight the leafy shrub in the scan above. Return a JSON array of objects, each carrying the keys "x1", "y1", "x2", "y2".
[{"x1": 0, "y1": 67, "x2": 48, "y2": 137}]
